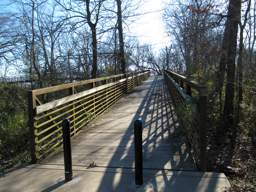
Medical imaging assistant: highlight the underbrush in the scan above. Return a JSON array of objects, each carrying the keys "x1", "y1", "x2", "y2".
[
  {"x1": 228, "y1": 140, "x2": 256, "y2": 192},
  {"x1": 228, "y1": 102, "x2": 256, "y2": 192},
  {"x1": 0, "y1": 84, "x2": 30, "y2": 174},
  {"x1": 207, "y1": 89, "x2": 256, "y2": 191}
]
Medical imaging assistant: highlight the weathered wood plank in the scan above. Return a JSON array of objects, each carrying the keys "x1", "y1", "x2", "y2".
[
  {"x1": 32, "y1": 74, "x2": 125, "y2": 96},
  {"x1": 165, "y1": 70, "x2": 206, "y2": 91}
]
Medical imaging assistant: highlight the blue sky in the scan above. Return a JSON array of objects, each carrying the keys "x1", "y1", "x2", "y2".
[{"x1": 0, "y1": 0, "x2": 17, "y2": 12}]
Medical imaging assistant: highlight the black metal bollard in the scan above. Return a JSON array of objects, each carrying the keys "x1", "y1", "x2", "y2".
[
  {"x1": 62, "y1": 118, "x2": 73, "y2": 182},
  {"x1": 134, "y1": 119, "x2": 143, "y2": 185}
]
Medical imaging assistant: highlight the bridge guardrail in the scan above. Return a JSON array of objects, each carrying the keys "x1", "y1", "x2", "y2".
[
  {"x1": 28, "y1": 71, "x2": 150, "y2": 162},
  {"x1": 164, "y1": 70, "x2": 207, "y2": 171}
]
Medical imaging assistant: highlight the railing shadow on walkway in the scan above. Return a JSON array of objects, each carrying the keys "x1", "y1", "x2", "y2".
[
  {"x1": 95, "y1": 76, "x2": 221, "y2": 192},
  {"x1": 0, "y1": 76, "x2": 227, "y2": 192}
]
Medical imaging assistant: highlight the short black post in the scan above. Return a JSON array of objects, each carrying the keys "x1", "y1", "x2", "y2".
[
  {"x1": 62, "y1": 119, "x2": 73, "y2": 182},
  {"x1": 134, "y1": 119, "x2": 143, "y2": 185}
]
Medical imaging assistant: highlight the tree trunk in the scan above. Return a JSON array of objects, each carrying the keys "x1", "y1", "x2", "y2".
[
  {"x1": 222, "y1": 0, "x2": 241, "y2": 149},
  {"x1": 166, "y1": 46, "x2": 170, "y2": 69},
  {"x1": 67, "y1": 49, "x2": 72, "y2": 82},
  {"x1": 236, "y1": 0, "x2": 251, "y2": 131},
  {"x1": 114, "y1": 28, "x2": 118, "y2": 74},
  {"x1": 91, "y1": 25, "x2": 97, "y2": 78},
  {"x1": 85, "y1": 0, "x2": 99, "y2": 78},
  {"x1": 31, "y1": 1, "x2": 42, "y2": 87},
  {"x1": 236, "y1": 28, "x2": 244, "y2": 127},
  {"x1": 116, "y1": 0, "x2": 126, "y2": 74}
]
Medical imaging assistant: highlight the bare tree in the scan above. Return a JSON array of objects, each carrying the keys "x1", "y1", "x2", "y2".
[
  {"x1": 236, "y1": 0, "x2": 251, "y2": 126},
  {"x1": 221, "y1": 0, "x2": 241, "y2": 148},
  {"x1": 56, "y1": 0, "x2": 107, "y2": 78},
  {"x1": 116, "y1": 0, "x2": 126, "y2": 74},
  {"x1": 164, "y1": 0, "x2": 223, "y2": 80}
]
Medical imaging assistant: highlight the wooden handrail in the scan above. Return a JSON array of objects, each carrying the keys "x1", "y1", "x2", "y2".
[
  {"x1": 32, "y1": 71, "x2": 150, "y2": 96},
  {"x1": 35, "y1": 79, "x2": 126, "y2": 114},
  {"x1": 165, "y1": 70, "x2": 207, "y2": 93},
  {"x1": 164, "y1": 70, "x2": 208, "y2": 171},
  {"x1": 32, "y1": 74, "x2": 124, "y2": 96}
]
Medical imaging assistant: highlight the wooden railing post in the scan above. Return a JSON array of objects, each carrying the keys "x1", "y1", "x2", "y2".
[
  {"x1": 28, "y1": 90, "x2": 36, "y2": 163},
  {"x1": 132, "y1": 73, "x2": 134, "y2": 89},
  {"x1": 125, "y1": 74, "x2": 128, "y2": 93},
  {"x1": 180, "y1": 80, "x2": 184, "y2": 88},
  {"x1": 92, "y1": 81, "x2": 96, "y2": 117},
  {"x1": 70, "y1": 86, "x2": 77, "y2": 135},
  {"x1": 186, "y1": 84, "x2": 192, "y2": 96},
  {"x1": 198, "y1": 86, "x2": 207, "y2": 171},
  {"x1": 135, "y1": 73, "x2": 138, "y2": 86}
]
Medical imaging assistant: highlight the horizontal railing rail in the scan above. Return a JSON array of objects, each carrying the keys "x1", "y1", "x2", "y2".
[
  {"x1": 164, "y1": 70, "x2": 207, "y2": 171},
  {"x1": 28, "y1": 71, "x2": 150, "y2": 162}
]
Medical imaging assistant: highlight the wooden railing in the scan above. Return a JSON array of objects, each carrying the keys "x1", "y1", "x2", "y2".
[
  {"x1": 164, "y1": 70, "x2": 207, "y2": 171},
  {"x1": 28, "y1": 71, "x2": 150, "y2": 162}
]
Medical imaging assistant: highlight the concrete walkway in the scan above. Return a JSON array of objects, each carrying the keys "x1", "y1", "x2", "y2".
[{"x1": 0, "y1": 77, "x2": 230, "y2": 192}]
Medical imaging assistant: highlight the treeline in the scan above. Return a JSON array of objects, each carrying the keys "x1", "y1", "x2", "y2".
[
  {"x1": 0, "y1": 0, "x2": 162, "y2": 87},
  {"x1": 162, "y1": 0, "x2": 255, "y2": 190}
]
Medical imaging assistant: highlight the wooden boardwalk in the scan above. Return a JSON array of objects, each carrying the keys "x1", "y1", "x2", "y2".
[{"x1": 0, "y1": 76, "x2": 230, "y2": 192}]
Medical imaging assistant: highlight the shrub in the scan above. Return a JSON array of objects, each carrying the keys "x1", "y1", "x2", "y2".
[{"x1": 0, "y1": 84, "x2": 30, "y2": 173}]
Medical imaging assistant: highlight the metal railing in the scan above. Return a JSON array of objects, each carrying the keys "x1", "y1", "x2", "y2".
[
  {"x1": 28, "y1": 71, "x2": 150, "y2": 162},
  {"x1": 164, "y1": 70, "x2": 207, "y2": 171}
]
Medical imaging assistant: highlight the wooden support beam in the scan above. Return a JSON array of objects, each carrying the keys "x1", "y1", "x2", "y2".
[
  {"x1": 27, "y1": 90, "x2": 37, "y2": 163},
  {"x1": 198, "y1": 87, "x2": 207, "y2": 171}
]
